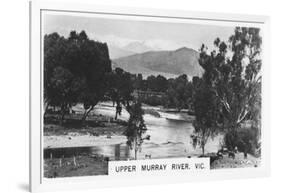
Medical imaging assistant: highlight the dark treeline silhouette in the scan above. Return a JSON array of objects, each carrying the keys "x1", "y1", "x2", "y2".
[{"x1": 129, "y1": 73, "x2": 196, "y2": 110}]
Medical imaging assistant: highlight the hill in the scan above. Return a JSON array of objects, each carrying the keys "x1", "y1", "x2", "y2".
[{"x1": 112, "y1": 47, "x2": 203, "y2": 79}]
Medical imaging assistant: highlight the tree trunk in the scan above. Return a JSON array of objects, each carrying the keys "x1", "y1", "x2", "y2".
[
  {"x1": 60, "y1": 104, "x2": 66, "y2": 125},
  {"x1": 82, "y1": 105, "x2": 94, "y2": 124},
  {"x1": 60, "y1": 111, "x2": 65, "y2": 125},
  {"x1": 44, "y1": 101, "x2": 49, "y2": 118},
  {"x1": 201, "y1": 132, "x2": 206, "y2": 156},
  {"x1": 135, "y1": 148, "x2": 138, "y2": 160},
  {"x1": 125, "y1": 101, "x2": 131, "y2": 115},
  {"x1": 115, "y1": 101, "x2": 119, "y2": 120},
  {"x1": 134, "y1": 140, "x2": 138, "y2": 160},
  {"x1": 115, "y1": 110, "x2": 118, "y2": 120}
]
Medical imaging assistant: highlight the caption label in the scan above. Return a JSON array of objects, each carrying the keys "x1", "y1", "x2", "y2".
[{"x1": 108, "y1": 157, "x2": 210, "y2": 176}]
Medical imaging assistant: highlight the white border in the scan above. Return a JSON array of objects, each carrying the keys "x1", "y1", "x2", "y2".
[{"x1": 30, "y1": 0, "x2": 270, "y2": 192}]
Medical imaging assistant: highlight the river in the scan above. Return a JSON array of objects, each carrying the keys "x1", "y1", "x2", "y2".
[{"x1": 44, "y1": 104, "x2": 221, "y2": 160}]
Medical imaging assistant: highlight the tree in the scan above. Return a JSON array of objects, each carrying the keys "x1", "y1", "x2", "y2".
[
  {"x1": 48, "y1": 66, "x2": 83, "y2": 122},
  {"x1": 198, "y1": 27, "x2": 262, "y2": 150},
  {"x1": 44, "y1": 31, "x2": 112, "y2": 123},
  {"x1": 146, "y1": 75, "x2": 168, "y2": 92},
  {"x1": 44, "y1": 33, "x2": 84, "y2": 121},
  {"x1": 191, "y1": 84, "x2": 220, "y2": 155},
  {"x1": 133, "y1": 74, "x2": 143, "y2": 90},
  {"x1": 125, "y1": 101, "x2": 149, "y2": 160},
  {"x1": 44, "y1": 33, "x2": 68, "y2": 116},
  {"x1": 164, "y1": 74, "x2": 193, "y2": 110},
  {"x1": 108, "y1": 68, "x2": 134, "y2": 120},
  {"x1": 65, "y1": 31, "x2": 112, "y2": 123}
]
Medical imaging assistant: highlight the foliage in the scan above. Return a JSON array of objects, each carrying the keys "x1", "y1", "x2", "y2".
[
  {"x1": 44, "y1": 31, "x2": 111, "y2": 121},
  {"x1": 107, "y1": 68, "x2": 134, "y2": 119},
  {"x1": 125, "y1": 101, "x2": 149, "y2": 159},
  {"x1": 140, "y1": 95, "x2": 164, "y2": 106},
  {"x1": 130, "y1": 74, "x2": 196, "y2": 109},
  {"x1": 146, "y1": 75, "x2": 168, "y2": 92},
  {"x1": 224, "y1": 125, "x2": 260, "y2": 155},
  {"x1": 164, "y1": 75, "x2": 194, "y2": 110},
  {"x1": 198, "y1": 27, "x2": 262, "y2": 150},
  {"x1": 191, "y1": 84, "x2": 221, "y2": 155}
]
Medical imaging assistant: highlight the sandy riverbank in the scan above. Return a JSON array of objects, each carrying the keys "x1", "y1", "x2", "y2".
[
  {"x1": 44, "y1": 134, "x2": 127, "y2": 148},
  {"x1": 44, "y1": 119, "x2": 127, "y2": 148},
  {"x1": 44, "y1": 105, "x2": 128, "y2": 148},
  {"x1": 43, "y1": 102, "x2": 194, "y2": 148}
]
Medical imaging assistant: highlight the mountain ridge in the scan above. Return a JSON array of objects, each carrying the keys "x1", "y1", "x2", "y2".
[{"x1": 112, "y1": 47, "x2": 203, "y2": 79}]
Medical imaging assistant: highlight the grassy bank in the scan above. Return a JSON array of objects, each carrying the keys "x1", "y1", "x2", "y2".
[
  {"x1": 44, "y1": 155, "x2": 108, "y2": 178},
  {"x1": 210, "y1": 152, "x2": 260, "y2": 169},
  {"x1": 44, "y1": 152, "x2": 261, "y2": 178}
]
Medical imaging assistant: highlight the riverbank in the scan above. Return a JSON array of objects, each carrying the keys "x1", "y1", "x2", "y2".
[
  {"x1": 44, "y1": 152, "x2": 261, "y2": 178},
  {"x1": 44, "y1": 102, "x2": 195, "y2": 148},
  {"x1": 44, "y1": 103, "x2": 130, "y2": 148},
  {"x1": 44, "y1": 134, "x2": 127, "y2": 148},
  {"x1": 44, "y1": 114, "x2": 128, "y2": 148}
]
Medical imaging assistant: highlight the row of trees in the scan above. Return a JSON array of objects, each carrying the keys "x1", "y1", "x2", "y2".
[
  {"x1": 131, "y1": 73, "x2": 196, "y2": 110},
  {"x1": 133, "y1": 74, "x2": 168, "y2": 92},
  {"x1": 164, "y1": 75, "x2": 194, "y2": 110},
  {"x1": 191, "y1": 27, "x2": 262, "y2": 155}
]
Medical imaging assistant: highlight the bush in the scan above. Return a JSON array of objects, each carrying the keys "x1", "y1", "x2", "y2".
[
  {"x1": 141, "y1": 96, "x2": 163, "y2": 106},
  {"x1": 224, "y1": 126, "x2": 259, "y2": 156}
]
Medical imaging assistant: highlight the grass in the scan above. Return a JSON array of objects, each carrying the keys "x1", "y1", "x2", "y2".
[
  {"x1": 210, "y1": 152, "x2": 260, "y2": 169},
  {"x1": 44, "y1": 155, "x2": 109, "y2": 178}
]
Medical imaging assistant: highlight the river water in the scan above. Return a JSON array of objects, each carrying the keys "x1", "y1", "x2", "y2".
[{"x1": 44, "y1": 106, "x2": 221, "y2": 160}]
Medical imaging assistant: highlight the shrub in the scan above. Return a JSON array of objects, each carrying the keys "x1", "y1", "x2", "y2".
[{"x1": 224, "y1": 126, "x2": 259, "y2": 156}]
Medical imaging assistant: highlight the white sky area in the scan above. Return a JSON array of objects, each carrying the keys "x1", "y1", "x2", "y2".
[{"x1": 44, "y1": 13, "x2": 235, "y2": 52}]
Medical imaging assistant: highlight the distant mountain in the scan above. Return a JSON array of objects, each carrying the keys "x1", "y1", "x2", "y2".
[
  {"x1": 112, "y1": 47, "x2": 203, "y2": 79},
  {"x1": 108, "y1": 45, "x2": 135, "y2": 59}
]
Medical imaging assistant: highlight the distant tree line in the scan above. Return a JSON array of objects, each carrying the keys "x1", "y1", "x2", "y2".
[{"x1": 130, "y1": 73, "x2": 196, "y2": 110}]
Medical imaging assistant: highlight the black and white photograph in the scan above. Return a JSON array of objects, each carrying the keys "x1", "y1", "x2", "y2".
[{"x1": 42, "y1": 10, "x2": 263, "y2": 179}]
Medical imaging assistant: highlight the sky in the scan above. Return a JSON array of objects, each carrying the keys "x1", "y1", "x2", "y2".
[{"x1": 43, "y1": 12, "x2": 235, "y2": 53}]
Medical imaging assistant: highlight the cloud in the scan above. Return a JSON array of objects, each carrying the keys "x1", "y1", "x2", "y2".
[{"x1": 90, "y1": 33, "x2": 198, "y2": 52}]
